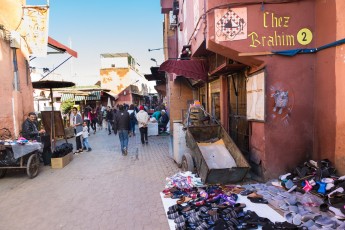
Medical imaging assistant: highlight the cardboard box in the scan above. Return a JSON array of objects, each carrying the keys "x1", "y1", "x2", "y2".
[{"x1": 51, "y1": 152, "x2": 73, "y2": 169}]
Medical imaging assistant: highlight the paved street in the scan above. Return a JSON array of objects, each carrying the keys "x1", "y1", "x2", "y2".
[{"x1": 0, "y1": 128, "x2": 180, "y2": 230}]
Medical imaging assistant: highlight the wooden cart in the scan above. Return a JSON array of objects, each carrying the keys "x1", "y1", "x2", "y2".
[
  {"x1": 0, "y1": 145, "x2": 40, "y2": 179},
  {"x1": 0, "y1": 129, "x2": 40, "y2": 179},
  {"x1": 181, "y1": 106, "x2": 250, "y2": 184}
]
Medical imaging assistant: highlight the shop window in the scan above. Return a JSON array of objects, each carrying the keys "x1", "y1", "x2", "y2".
[{"x1": 246, "y1": 70, "x2": 265, "y2": 121}]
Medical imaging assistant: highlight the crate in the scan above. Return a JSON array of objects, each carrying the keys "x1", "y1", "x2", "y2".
[{"x1": 51, "y1": 152, "x2": 73, "y2": 169}]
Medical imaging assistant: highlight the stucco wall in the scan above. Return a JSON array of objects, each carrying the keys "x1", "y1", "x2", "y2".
[
  {"x1": 335, "y1": 0, "x2": 345, "y2": 175},
  {"x1": 206, "y1": 1, "x2": 315, "y2": 179},
  {"x1": 314, "y1": 0, "x2": 345, "y2": 174},
  {"x1": 0, "y1": 0, "x2": 24, "y2": 30},
  {"x1": 0, "y1": 0, "x2": 34, "y2": 138}
]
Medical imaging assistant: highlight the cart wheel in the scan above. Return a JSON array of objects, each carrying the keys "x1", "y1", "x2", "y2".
[
  {"x1": 181, "y1": 152, "x2": 194, "y2": 172},
  {"x1": 0, "y1": 169, "x2": 7, "y2": 178},
  {"x1": 27, "y1": 153, "x2": 40, "y2": 179}
]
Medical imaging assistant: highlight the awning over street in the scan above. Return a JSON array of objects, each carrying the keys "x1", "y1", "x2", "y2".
[
  {"x1": 159, "y1": 59, "x2": 208, "y2": 82},
  {"x1": 104, "y1": 91, "x2": 119, "y2": 100},
  {"x1": 144, "y1": 67, "x2": 166, "y2": 82},
  {"x1": 61, "y1": 91, "x2": 101, "y2": 102},
  {"x1": 48, "y1": 37, "x2": 78, "y2": 58}
]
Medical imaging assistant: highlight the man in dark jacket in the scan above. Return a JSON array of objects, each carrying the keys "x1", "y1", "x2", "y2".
[
  {"x1": 158, "y1": 110, "x2": 169, "y2": 133},
  {"x1": 106, "y1": 106, "x2": 113, "y2": 135},
  {"x1": 113, "y1": 105, "x2": 131, "y2": 155},
  {"x1": 22, "y1": 112, "x2": 45, "y2": 140}
]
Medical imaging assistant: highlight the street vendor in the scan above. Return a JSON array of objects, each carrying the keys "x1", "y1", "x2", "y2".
[{"x1": 22, "y1": 112, "x2": 45, "y2": 140}]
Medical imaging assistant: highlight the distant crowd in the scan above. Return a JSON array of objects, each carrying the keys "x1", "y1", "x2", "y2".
[{"x1": 69, "y1": 103, "x2": 169, "y2": 155}]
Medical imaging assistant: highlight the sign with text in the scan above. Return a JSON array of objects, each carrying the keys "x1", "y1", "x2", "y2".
[
  {"x1": 248, "y1": 11, "x2": 313, "y2": 48},
  {"x1": 215, "y1": 8, "x2": 247, "y2": 42}
]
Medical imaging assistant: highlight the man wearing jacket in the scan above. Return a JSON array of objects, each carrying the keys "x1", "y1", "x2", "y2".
[
  {"x1": 136, "y1": 105, "x2": 150, "y2": 144},
  {"x1": 113, "y1": 104, "x2": 130, "y2": 155},
  {"x1": 22, "y1": 112, "x2": 45, "y2": 140}
]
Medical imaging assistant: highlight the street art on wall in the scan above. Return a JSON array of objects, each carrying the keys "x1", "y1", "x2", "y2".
[
  {"x1": 272, "y1": 90, "x2": 288, "y2": 114},
  {"x1": 215, "y1": 7, "x2": 247, "y2": 42},
  {"x1": 270, "y1": 84, "x2": 294, "y2": 127}
]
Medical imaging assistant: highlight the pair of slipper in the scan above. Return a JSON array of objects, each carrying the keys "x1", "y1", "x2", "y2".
[
  {"x1": 247, "y1": 192, "x2": 269, "y2": 204},
  {"x1": 319, "y1": 202, "x2": 345, "y2": 220}
]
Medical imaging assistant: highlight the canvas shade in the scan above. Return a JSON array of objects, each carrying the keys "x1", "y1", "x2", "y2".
[{"x1": 159, "y1": 59, "x2": 209, "y2": 82}]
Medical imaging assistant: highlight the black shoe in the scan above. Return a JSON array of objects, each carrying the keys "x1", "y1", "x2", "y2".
[
  {"x1": 108, "y1": 132, "x2": 111, "y2": 135},
  {"x1": 83, "y1": 147, "x2": 87, "y2": 150},
  {"x1": 145, "y1": 141, "x2": 148, "y2": 144},
  {"x1": 87, "y1": 148, "x2": 92, "y2": 152}
]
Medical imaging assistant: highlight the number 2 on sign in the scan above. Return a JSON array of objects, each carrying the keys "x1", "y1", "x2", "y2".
[{"x1": 297, "y1": 28, "x2": 313, "y2": 45}]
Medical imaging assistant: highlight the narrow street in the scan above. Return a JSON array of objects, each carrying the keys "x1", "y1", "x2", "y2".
[{"x1": 0, "y1": 129, "x2": 179, "y2": 230}]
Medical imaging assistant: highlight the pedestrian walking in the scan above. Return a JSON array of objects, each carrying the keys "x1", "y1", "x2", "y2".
[
  {"x1": 82, "y1": 121, "x2": 92, "y2": 152},
  {"x1": 113, "y1": 104, "x2": 131, "y2": 155},
  {"x1": 136, "y1": 105, "x2": 149, "y2": 144},
  {"x1": 102, "y1": 108, "x2": 108, "y2": 130},
  {"x1": 89, "y1": 108, "x2": 98, "y2": 134},
  {"x1": 71, "y1": 107, "x2": 83, "y2": 154},
  {"x1": 106, "y1": 106, "x2": 113, "y2": 135},
  {"x1": 83, "y1": 104, "x2": 92, "y2": 133},
  {"x1": 128, "y1": 104, "x2": 137, "y2": 136}
]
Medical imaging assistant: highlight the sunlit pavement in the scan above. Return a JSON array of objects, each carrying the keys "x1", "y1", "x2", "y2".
[{"x1": 0, "y1": 128, "x2": 180, "y2": 230}]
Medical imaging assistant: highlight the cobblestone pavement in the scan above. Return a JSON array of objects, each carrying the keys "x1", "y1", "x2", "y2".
[{"x1": 0, "y1": 128, "x2": 180, "y2": 230}]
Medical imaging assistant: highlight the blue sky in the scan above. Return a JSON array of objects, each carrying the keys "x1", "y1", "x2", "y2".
[{"x1": 28, "y1": 0, "x2": 164, "y2": 80}]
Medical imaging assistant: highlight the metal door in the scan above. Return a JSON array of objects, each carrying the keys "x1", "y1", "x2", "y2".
[{"x1": 228, "y1": 73, "x2": 249, "y2": 156}]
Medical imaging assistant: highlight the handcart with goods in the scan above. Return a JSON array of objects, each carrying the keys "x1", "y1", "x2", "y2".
[
  {"x1": 0, "y1": 128, "x2": 41, "y2": 179},
  {"x1": 181, "y1": 103, "x2": 250, "y2": 184}
]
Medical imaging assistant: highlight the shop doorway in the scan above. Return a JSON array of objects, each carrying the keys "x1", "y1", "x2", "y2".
[{"x1": 228, "y1": 73, "x2": 249, "y2": 156}]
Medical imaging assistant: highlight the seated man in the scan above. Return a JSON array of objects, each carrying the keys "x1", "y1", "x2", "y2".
[
  {"x1": 158, "y1": 110, "x2": 169, "y2": 133},
  {"x1": 22, "y1": 112, "x2": 51, "y2": 165},
  {"x1": 22, "y1": 112, "x2": 45, "y2": 140}
]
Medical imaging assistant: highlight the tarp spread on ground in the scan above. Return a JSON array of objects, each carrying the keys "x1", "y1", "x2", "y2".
[
  {"x1": 197, "y1": 139, "x2": 237, "y2": 169},
  {"x1": 161, "y1": 171, "x2": 345, "y2": 229}
]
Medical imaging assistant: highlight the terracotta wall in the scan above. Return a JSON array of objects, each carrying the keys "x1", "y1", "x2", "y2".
[
  {"x1": 314, "y1": 0, "x2": 345, "y2": 175},
  {"x1": 206, "y1": 1, "x2": 315, "y2": 179},
  {"x1": 0, "y1": 0, "x2": 34, "y2": 138}
]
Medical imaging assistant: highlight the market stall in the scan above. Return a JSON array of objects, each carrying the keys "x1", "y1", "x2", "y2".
[{"x1": 0, "y1": 133, "x2": 42, "y2": 179}]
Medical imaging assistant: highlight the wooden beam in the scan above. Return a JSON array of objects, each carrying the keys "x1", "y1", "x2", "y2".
[{"x1": 238, "y1": 52, "x2": 274, "y2": 57}]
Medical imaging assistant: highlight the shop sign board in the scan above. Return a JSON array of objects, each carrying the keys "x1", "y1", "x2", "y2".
[
  {"x1": 215, "y1": 7, "x2": 313, "y2": 49},
  {"x1": 215, "y1": 8, "x2": 247, "y2": 42}
]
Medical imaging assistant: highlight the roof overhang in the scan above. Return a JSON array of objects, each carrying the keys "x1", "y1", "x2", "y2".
[
  {"x1": 209, "y1": 63, "x2": 247, "y2": 76},
  {"x1": 207, "y1": 40, "x2": 265, "y2": 74},
  {"x1": 144, "y1": 67, "x2": 166, "y2": 82},
  {"x1": 48, "y1": 37, "x2": 78, "y2": 58}
]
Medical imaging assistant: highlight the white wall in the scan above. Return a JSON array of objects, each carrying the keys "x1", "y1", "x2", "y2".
[{"x1": 100, "y1": 56, "x2": 128, "y2": 69}]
